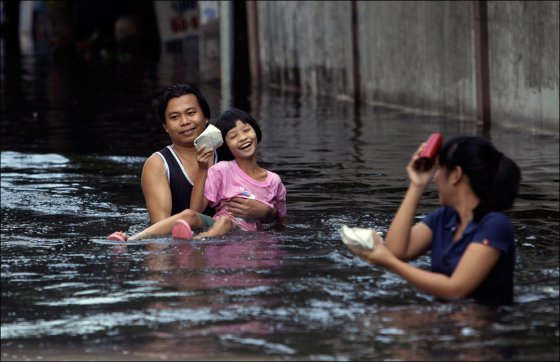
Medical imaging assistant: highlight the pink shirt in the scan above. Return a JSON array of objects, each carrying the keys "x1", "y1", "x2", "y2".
[{"x1": 204, "y1": 160, "x2": 287, "y2": 231}]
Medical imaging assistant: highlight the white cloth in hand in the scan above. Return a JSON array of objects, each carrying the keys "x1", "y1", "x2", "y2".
[{"x1": 340, "y1": 225, "x2": 381, "y2": 250}]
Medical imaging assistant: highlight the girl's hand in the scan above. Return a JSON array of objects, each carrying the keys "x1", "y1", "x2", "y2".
[
  {"x1": 196, "y1": 146, "x2": 214, "y2": 170},
  {"x1": 406, "y1": 143, "x2": 438, "y2": 188},
  {"x1": 346, "y1": 231, "x2": 394, "y2": 267}
]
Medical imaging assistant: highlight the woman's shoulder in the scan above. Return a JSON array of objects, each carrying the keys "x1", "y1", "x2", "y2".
[
  {"x1": 479, "y1": 212, "x2": 513, "y2": 229},
  {"x1": 474, "y1": 212, "x2": 515, "y2": 251},
  {"x1": 422, "y1": 207, "x2": 456, "y2": 229},
  {"x1": 427, "y1": 206, "x2": 454, "y2": 219}
]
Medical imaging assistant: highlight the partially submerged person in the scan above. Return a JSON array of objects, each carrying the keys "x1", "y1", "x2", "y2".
[
  {"x1": 345, "y1": 135, "x2": 521, "y2": 305},
  {"x1": 142, "y1": 83, "x2": 277, "y2": 226},
  {"x1": 109, "y1": 108, "x2": 287, "y2": 241}
]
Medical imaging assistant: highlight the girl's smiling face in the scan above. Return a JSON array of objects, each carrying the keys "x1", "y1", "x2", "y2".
[{"x1": 225, "y1": 120, "x2": 258, "y2": 159}]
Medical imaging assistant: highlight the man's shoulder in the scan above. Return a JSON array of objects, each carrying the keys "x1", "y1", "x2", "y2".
[{"x1": 144, "y1": 151, "x2": 165, "y2": 167}]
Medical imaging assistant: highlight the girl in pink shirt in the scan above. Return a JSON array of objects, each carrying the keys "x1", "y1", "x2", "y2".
[{"x1": 108, "y1": 108, "x2": 287, "y2": 241}]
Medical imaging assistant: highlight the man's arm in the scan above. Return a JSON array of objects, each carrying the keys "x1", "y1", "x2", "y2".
[
  {"x1": 141, "y1": 154, "x2": 172, "y2": 224},
  {"x1": 190, "y1": 147, "x2": 214, "y2": 212}
]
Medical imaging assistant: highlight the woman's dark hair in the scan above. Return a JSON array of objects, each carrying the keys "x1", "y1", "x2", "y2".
[
  {"x1": 214, "y1": 108, "x2": 262, "y2": 161},
  {"x1": 438, "y1": 135, "x2": 521, "y2": 221},
  {"x1": 154, "y1": 83, "x2": 210, "y2": 124}
]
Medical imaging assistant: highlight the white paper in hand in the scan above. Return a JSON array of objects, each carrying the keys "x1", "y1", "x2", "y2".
[
  {"x1": 194, "y1": 124, "x2": 223, "y2": 151},
  {"x1": 340, "y1": 225, "x2": 378, "y2": 250}
]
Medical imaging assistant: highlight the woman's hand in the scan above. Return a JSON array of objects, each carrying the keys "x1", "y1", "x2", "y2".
[
  {"x1": 196, "y1": 145, "x2": 215, "y2": 170},
  {"x1": 346, "y1": 231, "x2": 395, "y2": 268},
  {"x1": 406, "y1": 143, "x2": 438, "y2": 189}
]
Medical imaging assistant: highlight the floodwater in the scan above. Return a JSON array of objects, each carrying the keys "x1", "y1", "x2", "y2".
[{"x1": 1, "y1": 51, "x2": 559, "y2": 361}]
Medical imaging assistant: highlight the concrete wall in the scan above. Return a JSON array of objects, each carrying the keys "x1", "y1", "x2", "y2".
[
  {"x1": 487, "y1": 1, "x2": 559, "y2": 133},
  {"x1": 257, "y1": 1, "x2": 354, "y2": 99},
  {"x1": 358, "y1": 1, "x2": 477, "y2": 120},
  {"x1": 255, "y1": 1, "x2": 559, "y2": 134}
]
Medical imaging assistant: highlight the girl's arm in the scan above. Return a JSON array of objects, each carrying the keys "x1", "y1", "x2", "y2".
[
  {"x1": 348, "y1": 235, "x2": 502, "y2": 300},
  {"x1": 225, "y1": 198, "x2": 277, "y2": 222},
  {"x1": 224, "y1": 173, "x2": 280, "y2": 222},
  {"x1": 262, "y1": 205, "x2": 278, "y2": 224},
  {"x1": 190, "y1": 147, "x2": 213, "y2": 213},
  {"x1": 274, "y1": 182, "x2": 288, "y2": 230},
  {"x1": 385, "y1": 145, "x2": 436, "y2": 261},
  {"x1": 275, "y1": 216, "x2": 288, "y2": 231}
]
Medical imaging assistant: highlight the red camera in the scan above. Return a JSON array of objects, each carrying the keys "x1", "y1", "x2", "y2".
[{"x1": 413, "y1": 133, "x2": 443, "y2": 171}]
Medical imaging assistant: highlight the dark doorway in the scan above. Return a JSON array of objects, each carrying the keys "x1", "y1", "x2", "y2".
[{"x1": 231, "y1": 0, "x2": 251, "y2": 111}]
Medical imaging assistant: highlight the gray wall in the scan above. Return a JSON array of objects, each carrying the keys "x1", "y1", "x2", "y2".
[
  {"x1": 257, "y1": 1, "x2": 354, "y2": 99},
  {"x1": 255, "y1": 1, "x2": 559, "y2": 134},
  {"x1": 358, "y1": 1, "x2": 476, "y2": 120},
  {"x1": 487, "y1": 1, "x2": 559, "y2": 133}
]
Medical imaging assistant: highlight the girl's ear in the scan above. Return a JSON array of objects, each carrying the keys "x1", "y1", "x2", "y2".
[{"x1": 162, "y1": 123, "x2": 169, "y2": 134}]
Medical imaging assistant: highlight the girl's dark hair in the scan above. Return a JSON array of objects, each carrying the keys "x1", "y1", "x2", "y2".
[
  {"x1": 438, "y1": 135, "x2": 521, "y2": 221},
  {"x1": 214, "y1": 108, "x2": 262, "y2": 161},
  {"x1": 154, "y1": 83, "x2": 210, "y2": 124}
]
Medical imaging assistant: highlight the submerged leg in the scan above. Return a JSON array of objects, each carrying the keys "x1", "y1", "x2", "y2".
[
  {"x1": 109, "y1": 209, "x2": 204, "y2": 241},
  {"x1": 194, "y1": 216, "x2": 235, "y2": 239}
]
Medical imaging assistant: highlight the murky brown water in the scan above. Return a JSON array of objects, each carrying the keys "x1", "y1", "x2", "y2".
[{"x1": 1, "y1": 51, "x2": 559, "y2": 361}]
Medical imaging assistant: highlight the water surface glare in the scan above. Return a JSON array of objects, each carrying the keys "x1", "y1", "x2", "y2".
[{"x1": 1, "y1": 57, "x2": 559, "y2": 361}]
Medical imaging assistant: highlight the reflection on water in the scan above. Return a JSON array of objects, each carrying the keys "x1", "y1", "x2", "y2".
[{"x1": 1, "y1": 53, "x2": 559, "y2": 360}]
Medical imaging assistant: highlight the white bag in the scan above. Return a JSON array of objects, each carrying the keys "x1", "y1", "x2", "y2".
[
  {"x1": 194, "y1": 124, "x2": 223, "y2": 150},
  {"x1": 340, "y1": 225, "x2": 381, "y2": 250}
]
